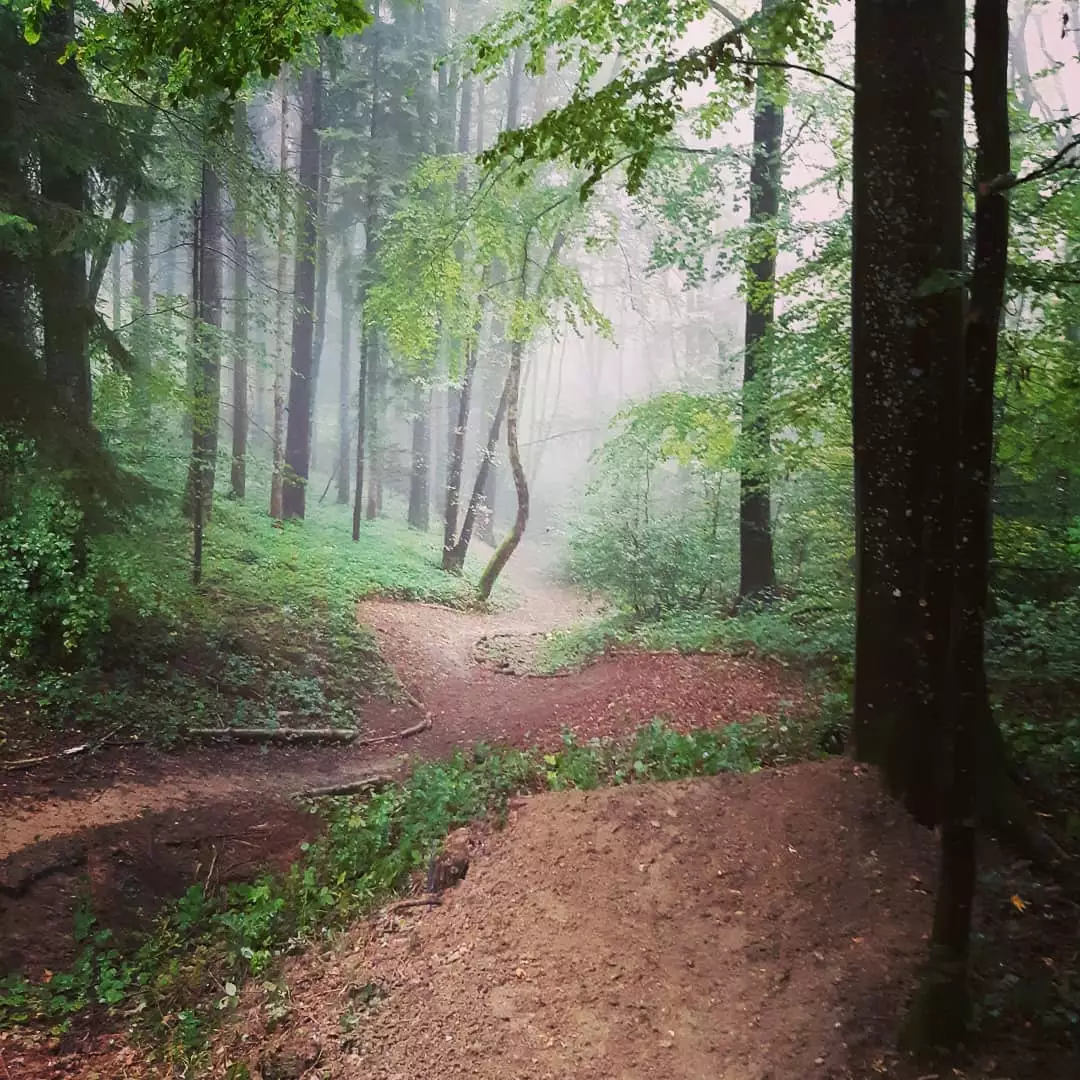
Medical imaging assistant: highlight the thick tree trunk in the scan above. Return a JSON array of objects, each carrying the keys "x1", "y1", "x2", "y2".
[
  {"x1": 39, "y1": 2, "x2": 91, "y2": 427},
  {"x1": 282, "y1": 64, "x2": 322, "y2": 520},
  {"x1": 478, "y1": 339, "x2": 527, "y2": 601},
  {"x1": 909, "y1": 0, "x2": 1012, "y2": 1048},
  {"x1": 738, "y1": 0, "x2": 783, "y2": 601},
  {"x1": 270, "y1": 72, "x2": 291, "y2": 520},
  {"x1": 851, "y1": 0, "x2": 965, "y2": 822},
  {"x1": 187, "y1": 161, "x2": 223, "y2": 580},
  {"x1": 230, "y1": 104, "x2": 250, "y2": 500},
  {"x1": 336, "y1": 241, "x2": 353, "y2": 506},
  {"x1": 408, "y1": 383, "x2": 432, "y2": 530}
]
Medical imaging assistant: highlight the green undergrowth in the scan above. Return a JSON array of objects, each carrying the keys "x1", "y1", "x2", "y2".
[
  {"x1": 0, "y1": 496, "x2": 481, "y2": 746},
  {"x1": 0, "y1": 713, "x2": 838, "y2": 1067},
  {"x1": 536, "y1": 597, "x2": 855, "y2": 678}
]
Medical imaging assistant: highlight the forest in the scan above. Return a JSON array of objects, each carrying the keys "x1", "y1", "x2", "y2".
[{"x1": 1, "y1": 0, "x2": 1079, "y2": 1077}]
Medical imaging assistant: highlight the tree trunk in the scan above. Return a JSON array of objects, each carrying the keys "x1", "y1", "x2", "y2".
[
  {"x1": 851, "y1": 0, "x2": 965, "y2": 823},
  {"x1": 352, "y1": 322, "x2": 369, "y2": 541},
  {"x1": 478, "y1": 338, "x2": 527, "y2": 601},
  {"x1": 478, "y1": 48, "x2": 526, "y2": 545},
  {"x1": 447, "y1": 363, "x2": 511, "y2": 570},
  {"x1": 738, "y1": 0, "x2": 783, "y2": 601},
  {"x1": 310, "y1": 133, "x2": 335, "y2": 474},
  {"x1": 39, "y1": 2, "x2": 91, "y2": 427},
  {"x1": 282, "y1": 64, "x2": 322, "y2": 520},
  {"x1": 187, "y1": 161, "x2": 223, "y2": 580},
  {"x1": 230, "y1": 104, "x2": 250, "y2": 501},
  {"x1": 270, "y1": 71, "x2": 291, "y2": 520},
  {"x1": 908, "y1": 0, "x2": 1012, "y2": 1048},
  {"x1": 336, "y1": 239, "x2": 353, "y2": 506},
  {"x1": 131, "y1": 198, "x2": 152, "y2": 420},
  {"x1": 408, "y1": 383, "x2": 432, "y2": 530},
  {"x1": 440, "y1": 75, "x2": 476, "y2": 560},
  {"x1": 365, "y1": 331, "x2": 382, "y2": 519},
  {"x1": 442, "y1": 327, "x2": 482, "y2": 567}
]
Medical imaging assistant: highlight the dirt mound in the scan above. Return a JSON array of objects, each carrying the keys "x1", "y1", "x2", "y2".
[{"x1": 220, "y1": 760, "x2": 939, "y2": 1080}]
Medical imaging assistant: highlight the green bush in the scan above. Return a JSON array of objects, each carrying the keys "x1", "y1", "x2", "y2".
[{"x1": 0, "y1": 438, "x2": 110, "y2": 661}]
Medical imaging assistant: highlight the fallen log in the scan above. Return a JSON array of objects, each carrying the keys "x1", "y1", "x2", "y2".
[
  {"x1": 185, "y1": 727, "x2": 359, "y2": 744},
  {"x1": 292, "y1": 774, "x2": 394, "y2": 799}
]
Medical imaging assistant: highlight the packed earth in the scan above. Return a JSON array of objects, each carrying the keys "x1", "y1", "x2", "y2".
[{"x1": 1, "y1": 561, "x2": 1073, "y2": 1079}]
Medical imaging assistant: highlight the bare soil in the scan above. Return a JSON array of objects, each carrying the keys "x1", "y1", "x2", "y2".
[
  {"x1": 205, "y1": 760, "x2": 1041, "y2": 1080},
  {"x1": 0, "y1": 559, "x2": 806, "y2": 980}
]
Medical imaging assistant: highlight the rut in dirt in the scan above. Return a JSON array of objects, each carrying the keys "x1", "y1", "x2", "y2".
[{"x1": 0, "y1": 554, "x2": 807, "y2": 978}]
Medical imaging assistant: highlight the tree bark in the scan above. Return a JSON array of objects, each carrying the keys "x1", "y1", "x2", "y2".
[
  {"x1": 478, "y1": 338, "x2": 527, "y2": 601},
  {"x1": 442, "y1": 325, "x2": 482, "y2": 567},
  {"x1": 187, "y1": 160, "x2": 223, "y2": 581},
  {"x1": 310, "y1": 130, "x2": 335, "y2": 474},
  {"x1": 365, "y1": 331, "x2": 382, "y2": 519},
  {"x1": 738, "y1": 0, "x2": 783, "y2": 601},
  {"x1": 352, "y1": 321, "x2": 369, "y2": 541},
  {"x1": 270, "y1": 71, "x2": 291, "y2": 520},
  {"x1": 230, "y1": 102, "x2": 250, "y2": 500},
  {"x1": 131, "y1": 198, "x2": 152, "y2": 420},
  {"x1": 408, "y1": 383, "x2": 432, "y2": 530},
  {"x1": 39, "y1": 2, "x2": 91, "y2": 427},
  {"x1": 447, "y1": 363, "x2": 511, "y2": 571},
  {"x1": 282, "y1": 64, "x2": 322, "y2": 520},
  {"x1": 851, "y1": 0, "x2": 966, "y2": 826},
  {"x1": 336, "y1": 237, "x2": 353, "y2": 505},
  {"x1": 909, "y1": 0, "x2": 1012, "y2": 1048}
]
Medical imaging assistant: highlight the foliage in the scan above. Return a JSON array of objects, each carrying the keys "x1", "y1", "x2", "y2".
[
  {"x1": 15, "y1": 0, "x2": 371, "y2": 118},
  {"x1": 567, "y1": 392, "x2": 739, "y2": 614},
  {"x1": 466, "y1": 0, "x2": 834, "y2": 195},
  {"x1": 0, "y1": 495, "x2": 479, "y2": 744},
  {"x1": 367, "y1": 155, "x2": 610, "y2": 375},
  {"x1": 0, "y1": 437, "x2": 110, "y2": 661}
]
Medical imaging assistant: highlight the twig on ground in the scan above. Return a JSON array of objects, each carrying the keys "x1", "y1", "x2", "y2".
[
  {"x1": 1, "y1": 725, "x2": 124, "y2": 771},
  {"x1": 204, "y1": 845, "x2": 218, "y2": 890},
  {"x1": 356, "y1": 715, "x2": 432, "y2": 748},
  {"x1": 291, "y1": 774, "x2": 394, "y2": 799}
]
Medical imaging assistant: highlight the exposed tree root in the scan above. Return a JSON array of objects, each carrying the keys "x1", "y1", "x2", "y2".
[{"x1": 389, "y1": 895, "x2": 442, "y2": 913}]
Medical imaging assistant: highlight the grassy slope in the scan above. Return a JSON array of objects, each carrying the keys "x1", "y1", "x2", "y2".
[{"x1": 0, "y1": 496, "x2": 490, "y2": 747}]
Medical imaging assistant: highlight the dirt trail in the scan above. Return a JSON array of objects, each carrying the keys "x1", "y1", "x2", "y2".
[
  {"x1": 216, "y1": 761, "x2": 942, "y2": 1080},
  {"x1": 0, "y1": 548, "x2": 805, "y2": 976}
]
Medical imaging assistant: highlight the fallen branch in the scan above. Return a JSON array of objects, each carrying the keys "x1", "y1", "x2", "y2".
[
  {"x1": 389, "y1": 895, "x2": 442, "y2": 913},
  {"x1": 1, "y1": 725, "x2": 124, "y2": 772},
  {"x1": 355, "y1": 715, "x2": 431, "y2": 748},
  {"x1": 292, "y1": 774, "x2": 394, "y2": 799},
  {"x1": 184, "y1": 726, "x2": 359, "y2": 744}
]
